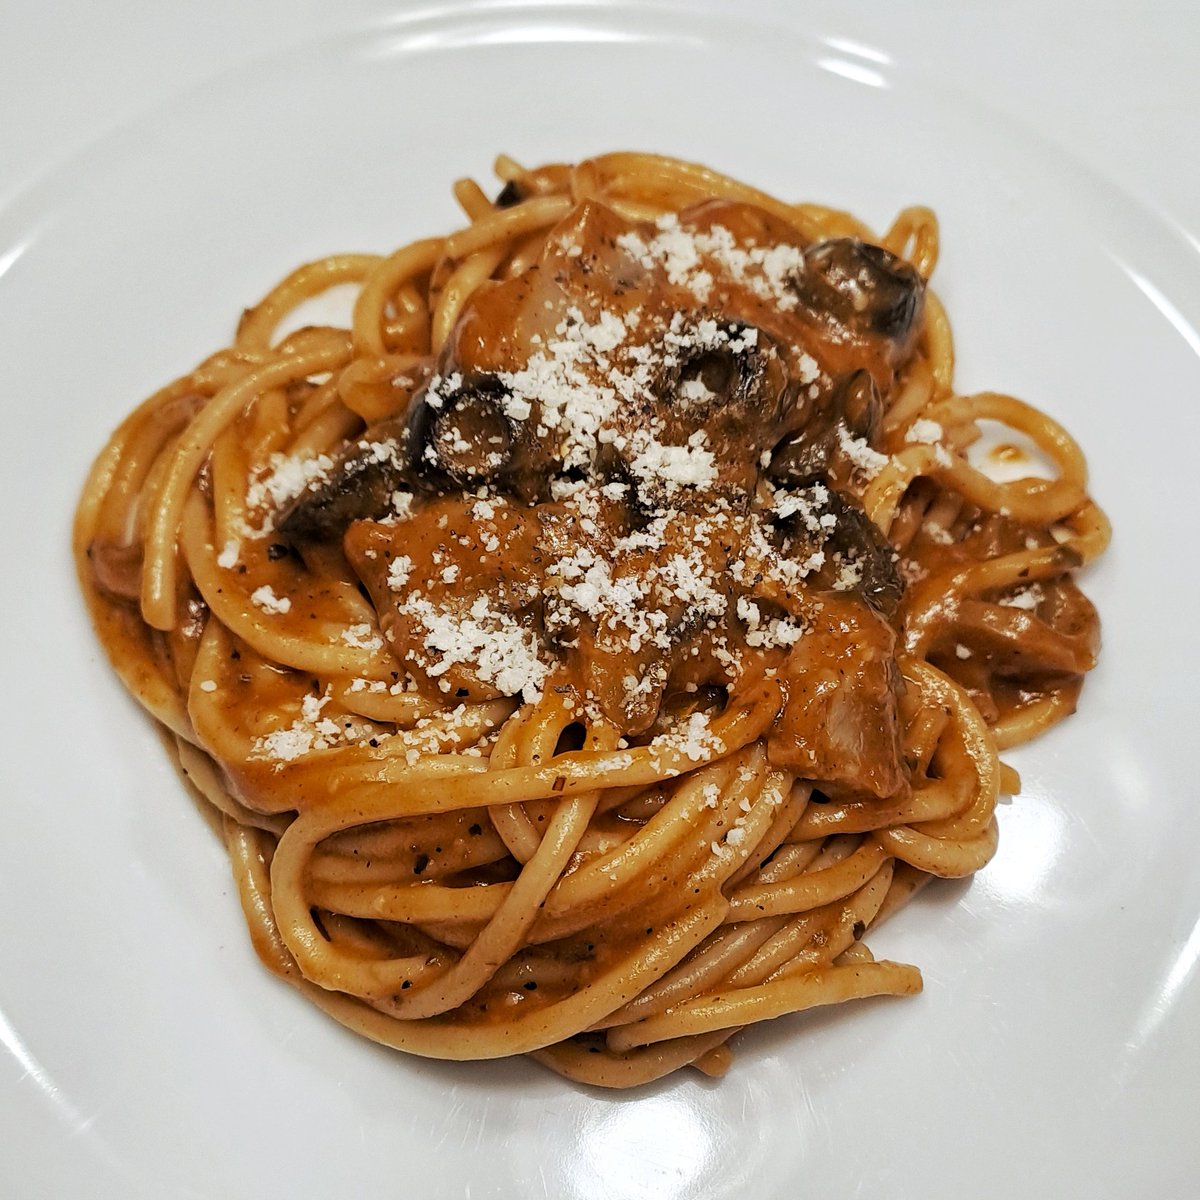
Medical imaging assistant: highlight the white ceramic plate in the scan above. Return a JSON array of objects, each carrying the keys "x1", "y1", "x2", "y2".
[{"x1": 2, "y1": 4, "x2": 1198, "y2": 1196}]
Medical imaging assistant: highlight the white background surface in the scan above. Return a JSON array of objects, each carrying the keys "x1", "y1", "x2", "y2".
[
  {"x1": 2, "y1": 3, "x2": 1199, "y2": 1198},
  {"x1": 5, "y1": 1, "x2": 1199, "y2": 241}
]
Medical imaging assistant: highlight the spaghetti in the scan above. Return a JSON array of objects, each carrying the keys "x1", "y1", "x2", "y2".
[{"x1": 74, "y1": 152, "x2": 1108, "y2": 1087}]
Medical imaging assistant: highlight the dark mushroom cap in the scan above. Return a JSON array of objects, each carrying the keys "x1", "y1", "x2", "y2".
[
  {"x1": 494, "y1": 179, "x2": 525, "y2": 208},
  {"x1": 767, "y1": 369, "x2": 882, "y2": 486},
  {"x1": 403, "y1": 375, "x2": 528, "y2": 495},
  {"x1": 772, "y1": 482, "x2": 904, "y2": 617},
  {"x1": 600, "y1": 319, "x2": 792, "y2": 506},
  {"x1": 277, "y1": 421, "x2": 408, "y2": 540},
  {"x1": 794, "y1": 238, "x2": 925, "y2": 361}
]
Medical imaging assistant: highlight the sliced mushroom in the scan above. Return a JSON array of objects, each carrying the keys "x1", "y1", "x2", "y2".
[
  {"x1": 600, "y1": 320, "x2": 791, "y2": 504},
  {"x1": 768, "y1": 369, "x2": 881, "y2": 485},
  {"x1": 793, "y1": 238, "x2": 925, "y2": 363},
  {"x1": 768, "y1": 370, "x2": 880, "y2": 483},
  {"x1": 815, "y1": 497, "x2": 904, "y2": 618},
  {"x1": 839, "y1": 368, "x2": 884, "y2": 438},
  {"x1": 668, "y1": 321, "x2": 789, "y2": 421},
  {"x1": 773, "y1": 482, "x2": 903, "y2": 617},
  {"x1": 285, "y1": 367, "x2": 570, "y2": 539},
  {"x1": 277, "y1": 419, "x2": 408, "y2": 540},
  {"x1": 405, "y1": 376, "x2": 512, "y2": 487},
  {"x1": 402, "y1": 373, "x2": 561, "y2": 503}
]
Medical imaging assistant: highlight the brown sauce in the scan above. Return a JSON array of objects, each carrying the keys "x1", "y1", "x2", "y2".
[{"x1": 283, "y1": 198, "x2": 931, "y2": 798}]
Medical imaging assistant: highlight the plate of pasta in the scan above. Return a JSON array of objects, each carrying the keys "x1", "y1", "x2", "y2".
[{"x1": 2, "y1": 4, "x2": 1198, "y2": 1198}]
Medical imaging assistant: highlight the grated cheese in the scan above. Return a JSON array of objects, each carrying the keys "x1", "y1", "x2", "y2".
[
  {"x1": 1000, "y1": 584, "x2": 1043, "y2": 611},
  {"x1": 245, "y1": 451, "x2": 336, "y2": 523},
  {"x1": 251, "y1": 585, "x2": 291, "y2": 615},
  {"x1": 399, "y1": 593, "x2": 549, "y2": 703},
  {"x1": 341, "y1": 624, "x2": 383, "y2": 651},
  {"x1": 387, "y1": 556, "x2": 414, "y2": 591},
  {"x1": 836, "y1": 424, "x2": 889, "y2": 479},
  {"x1": 905, "y1": 418, "x2": 944, "y2": 445},
  {"x1": 627, "y1": 429, "x2": 717, "y2": 495}
]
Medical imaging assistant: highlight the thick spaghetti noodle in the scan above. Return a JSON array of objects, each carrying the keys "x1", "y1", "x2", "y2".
[{"x1": 75, "y1": 153, "x2": 1108, "y2": 1087}]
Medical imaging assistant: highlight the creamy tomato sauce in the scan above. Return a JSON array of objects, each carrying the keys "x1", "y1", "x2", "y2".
[{"x1": 276, "y1": 198, "x2": 929, "y2": 798}]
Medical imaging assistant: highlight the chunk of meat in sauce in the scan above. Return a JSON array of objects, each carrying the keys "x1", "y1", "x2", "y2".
[
  {"x1": 346, "y1": 497, "x2": 544, "y2": 703},
  {"x1": 539, "y1": 507, "x2": 742, "y2": 733},
  {"x1": 770, "y1": 593, "x2": 906, "y2": 799}
]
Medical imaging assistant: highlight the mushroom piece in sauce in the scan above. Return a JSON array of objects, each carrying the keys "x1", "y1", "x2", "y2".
[
  {"x1": 772, "y1": 482, "x2": 904, "y2": 618},
  {"x1": 402, "y1": 374, "x2": 548, "y2": 501},
  {"x1": 793, "y1": 238, "x2": 925, "y2": 365},
  {"x1": 277, "y1": 421, "x2": 409, "y2": 540},
  {"x1": 599, "y1": 319, "x2": 793, "y2": 506},
  {"x1": 768, "y1": 369, "x2": 882, "y2": 486}
]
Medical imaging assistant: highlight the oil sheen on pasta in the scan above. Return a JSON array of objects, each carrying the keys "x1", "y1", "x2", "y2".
[{"x1": 75, "y1": 152, "x2": 1109, "y2": 1087}]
